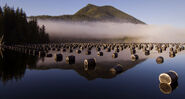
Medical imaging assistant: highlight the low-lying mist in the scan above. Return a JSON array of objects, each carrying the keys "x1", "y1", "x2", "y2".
[{"x1": 37, "y1": 20, "x2": 185, "y2": 43}]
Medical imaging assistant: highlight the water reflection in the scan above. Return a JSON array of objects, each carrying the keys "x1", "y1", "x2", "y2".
[
  {"x1": 159, "y1": 81, "x2": 178, "y2": 94},
  {"x1": 0, "y1": 43, "x2": 185, "y2": 98},
  {"x1": 0, "y1": 49, "x2": 38, "y2": 83},
  {"x1": 1, "y1": 43, "x2": 184, "y2": 83},
  {"x1": 0, "y1": 48, "x2": 147, "y2": 82}
]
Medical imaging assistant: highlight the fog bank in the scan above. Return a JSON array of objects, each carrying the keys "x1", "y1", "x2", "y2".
[{"x1": 37, "y1": 20, "x2": 185, "y2": 43}]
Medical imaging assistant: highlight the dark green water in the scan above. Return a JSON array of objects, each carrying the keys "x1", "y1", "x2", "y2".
[{"x1": 0, "y1": 47, "x2": 184, "y2": 99}]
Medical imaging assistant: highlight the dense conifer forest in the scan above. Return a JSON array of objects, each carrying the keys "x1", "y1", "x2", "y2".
[{"x1": 0, "y1": 5, "x2": 49, "y2": 45}]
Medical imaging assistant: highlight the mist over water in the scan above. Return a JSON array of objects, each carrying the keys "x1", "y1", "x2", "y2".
[{"x1": 37, "y1": 20, "x2": 185, "y2": 43}]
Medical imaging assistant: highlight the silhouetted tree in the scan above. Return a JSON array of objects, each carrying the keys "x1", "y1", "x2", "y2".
[
  {"x1": 0, "y1": 7, "x2": 3, "y2": 34},
  {"x1": 0, "y1": 5, "x2": 49, "y2": 45}
]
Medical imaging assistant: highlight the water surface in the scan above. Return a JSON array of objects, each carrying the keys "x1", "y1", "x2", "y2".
[{"x1": 0, "y1": 45, "x2": 184, "y2": 99}]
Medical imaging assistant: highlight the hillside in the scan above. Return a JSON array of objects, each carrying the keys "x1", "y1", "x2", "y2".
[{"x1": 30, "y1": 4, "x2": 145, "y2": 24}]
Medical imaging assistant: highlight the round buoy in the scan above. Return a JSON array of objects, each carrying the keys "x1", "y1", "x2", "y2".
[
  {"x1": 69, "y1": 49, "x2": 73, "y2": 53},
  {"x1": 158, "y1": 48, "x2": 162, "y2": 53},
  {"x1": 66, "y1": 55, "x2": 75, "y2": 64},
  {"x1": 62, "y1": 49, "x2": 66, "y2": 52},
  {"x1": 85, "y1": 50, "x2": 91, "y2": 55},
  {"x1": 55, "y1": 54, "x2": 63, "y2": 62},
  {"x1": 156, "y1": 56, "x2": 164, "y2": 64},
  {"x1": 106, "y1": 48, "x2": 111, "y2": 52},
  {"x1": 57, "y1": 48, "x2": 60, "y2": 51},
  {"x1": 84, "y1": 58, "x2": 96, "y2": 71},
  {"x1": 145, "y1": 50, "x2": 150, "y2": 56},
  {"x1": 110, "y1": 65, "x2": 123, "y2": 74},
  {"x1": 130, "y1": 49, "x2": 136, "y2": 54},
  {"x1": 97, "y1": 52, "x2": 103, "y2": 56},
  {"x1": 115, "y1": 48, "x2": 119, "y2": 53},
  {"x1": 46, "y1": 53, "x2": 53, "y2": 57},
  {"x1": 169, "y1": 51, "x2": 175, "y2": 58},
  {"x1": 96, "y1": 47, "x2": 101, "y2": 51},
  {"x1": 131, "y1": 54, "x2": 139, "y2": 61},
  {"x1": 33, "y1": 50, "x2": 39, "y2": 56},
  {"x1": 39, "y1": 51, "x2": 46, "y2": 57},
  {"x1": 170, "y1": 47, "x2": 174, "y2": 51},
  {"x1": 159, "y1": 70, "x2": 178, "y2": 84},
  {"x1": 76, "y1": 50, "x2": 81, "y2": 54},
  {"x1": 52, "y1": 48, "x2": 56, "y2": 51},
  {"x1": 112, "y1": 53, "x2": 118, "y2": 58}
]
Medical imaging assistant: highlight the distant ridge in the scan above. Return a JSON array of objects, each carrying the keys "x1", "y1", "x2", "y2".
[{"x1": 30, "y1": 4, "x2": 145, "y2": 24}]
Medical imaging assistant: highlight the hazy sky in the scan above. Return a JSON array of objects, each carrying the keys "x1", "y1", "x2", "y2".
[{"x1": 0, "y1": 0, "x2": 185, "y2": 27}]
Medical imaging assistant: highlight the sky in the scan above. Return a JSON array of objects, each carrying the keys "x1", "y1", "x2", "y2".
[{"x1": 0, "y1": 0, "x2": 185, "y2": 27}]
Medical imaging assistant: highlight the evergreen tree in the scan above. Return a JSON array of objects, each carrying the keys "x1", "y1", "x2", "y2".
[
  {"x1": 0, "y1": 7, "x2": 3, "y2": 35},
  {"x1": 0, "y1": 5, "x2": 49, "y2": 45}
]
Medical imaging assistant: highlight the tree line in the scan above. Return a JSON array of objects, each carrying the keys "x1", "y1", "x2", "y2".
[{"x1": 0, "y1": 5, "x2": 49, "y2": 45}]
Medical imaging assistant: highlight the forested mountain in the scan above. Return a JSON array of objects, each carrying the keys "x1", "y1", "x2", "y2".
[{"x1": 30, "y1": 4, "x2": 145, "y2": 24}]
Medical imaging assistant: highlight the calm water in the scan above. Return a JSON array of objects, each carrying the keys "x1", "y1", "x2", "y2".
[{"x1": 0, "y1": 45, "x2": 184, "y2": 99}]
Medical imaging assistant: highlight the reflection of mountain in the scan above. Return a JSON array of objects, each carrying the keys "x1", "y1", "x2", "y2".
[
  {"x1": 77, "y1": 59, "x2": 146, "y2": 80},
  {"x1": 0, "y1": 50, "x2": 38, "y2": 83},
  {"x1": 35, "y1": 59, "x2": 146, "y2": 80},
  {"x1": 0, "y1": 50, "x2": 146, "y2": 83}
]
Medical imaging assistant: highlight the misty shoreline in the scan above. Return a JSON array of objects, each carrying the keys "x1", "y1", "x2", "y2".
[{"x1": 36, "y1": 19, "x2": 185, "y2": 43}]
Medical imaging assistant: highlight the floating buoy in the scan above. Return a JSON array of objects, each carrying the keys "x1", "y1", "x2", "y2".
[
  {"x1": 119, "y1": 47, "x2": 123, "y2": 51},
  {"x1": 39, "y1": 51, "x2": 46, "y2": 57},
  {"x1": 149, "y1": 46, "x2": 153, "y2": 50},
  {"x1": 110, "y1": 65, "x2": 123, "y2": 74},
  {"x1": 106, "y1": 48, "x2": 111, "y2": 52},
  {"x1": 158, "y1": 48, "x2": 162, "y2": 53},
  {"x1": 130, "y1": 49, "x2": 136, "y2": 54},
  {"x1": 47, "y1": 47, "x2": 51, "y2": 51},
  {"x1": 85, "y1": 50, "x2": 91, "y2": 55},
  {"x1": 169, "y1": 51, "x2": 175, "y2": 58},
  {"x1": 52, "y1": 48, "x2": 56, "y2": 51},
  {"x1": 62, "y1": 49, "x2": 66, "y2": 52},
  {"x1": 57, "y1": 48, "x2": 60, "y2": 51},
  {"x1": 76, "y1": 49, "x2": 81, "y2": 54},
  {"x1": 159, "y1": 70, "x2": 178, "y2": 84},
  {"x1": 55, "y1": 54, "x2": 63, "y2": 62},
  {"x1": 66, "y1": 55, "x2": 75, "y2": 64},
  {"x1": 33, "y1": 50, "x2": 39, "y2": 56},
  {"x1": 80, "y1": 47, "x2": 84, "y2": 51},
  {"x1": 88, "y1": 47, "x2": 92, "y2": 50},
  {"x1": 162, "y1": 47, "x2": 167, "y2": 51},
  {"x1": 84, "y1": 58, "x2": 96, "y2": 71},
  {"x1": 46, "y1": 53, "x2": 53, "y2": 57},
  {"x1": 112, "y1": 53, "x2": 118, "y2": 58},
  {"x1": 145, "y1": 50, "x2": 150, "y2": 56},
  {"x1": 115, "y1": 48, "x2": 119, "y2": 53},
  {"x1": 97, "y1": 52, "x2": 103, "y2": 56},
  {"x1": 96, "y1": 47, "x2": 101, "y2": 51},
  {"x1": 69, "y1": 49, "x2": 73, "y2": 53},
  {"x1": 131, "y1": 54, "x2": 139, "y2": 61},
  {"x1": 180, "y1": 46, "x2": 184, "y2": 50},
  {"x1": 156, "y1": 56, "x2": 164, "y2": 64},
  {"x1": 170, "y1": 47, "x2": 174, "y2": 51}
]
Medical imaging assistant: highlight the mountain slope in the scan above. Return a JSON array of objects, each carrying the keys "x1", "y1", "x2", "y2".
[{"x1": 30, "y1": 4, "x2": 145, "y2": 24}]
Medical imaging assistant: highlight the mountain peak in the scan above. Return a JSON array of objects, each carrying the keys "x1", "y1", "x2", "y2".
[
  {"x1": 31, "y1": 4, "x2": 145, "y2": 24},
  {"x1": 86, "y1": 4, "x2": 97, "y2": 7}
]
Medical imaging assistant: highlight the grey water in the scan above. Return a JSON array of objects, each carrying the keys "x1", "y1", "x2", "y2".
[{"x1": 0, "y1": 46, "x2": 184, "y2": 99}]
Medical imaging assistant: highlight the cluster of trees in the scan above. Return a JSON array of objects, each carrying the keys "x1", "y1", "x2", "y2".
[{"x1": 0, "y1": 5, "x2": 49, "y2": 45}]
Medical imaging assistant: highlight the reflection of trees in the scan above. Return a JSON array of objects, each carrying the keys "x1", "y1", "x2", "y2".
[
  {"x1": 0, "y1": 49, "x2": 38, "y2": 84},
  {"x1": 0, "y1": 49, "x2": 146, "y2": 83}
]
